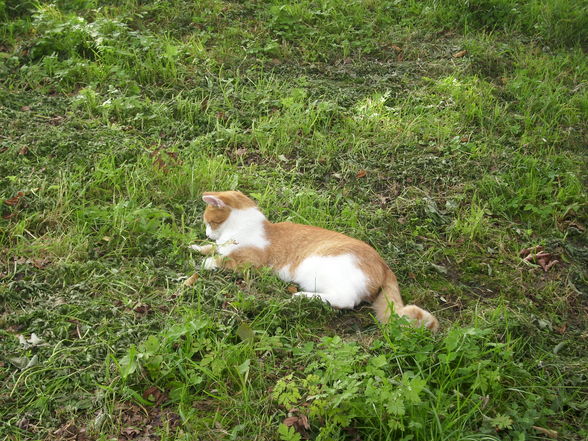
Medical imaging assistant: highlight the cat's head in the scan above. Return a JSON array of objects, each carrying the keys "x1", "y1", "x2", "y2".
[{"x1": 201, "y1": 191, "x2": 257, "y2": 239}]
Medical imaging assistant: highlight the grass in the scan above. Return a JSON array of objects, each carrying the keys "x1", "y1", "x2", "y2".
[{"x1": 1, "y1": 0, "x2": 587, "y2": 440}]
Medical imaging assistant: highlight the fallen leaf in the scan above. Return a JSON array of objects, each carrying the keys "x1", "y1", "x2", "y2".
[
  {"x1": 543, "y1": 259, "x2": 559, "y2": 272},
  {"x1": 21, "y1": 105, "x2": 31, "y2": 111},
  {"x1": 18, "y1": 146, "x2": 29, "y2": 155},
  {"x1": 142, "y1": 386, "x2": 167, "y2": 405},
  {"x1": 28, "y1": 333, "x2": 42, "y2": 345},
  {"x1": 553, "y1": 341, "x2": 566, "y2": 355},
  {"x1": 356, "y1": 169, "x2": 367, "y2": 178},
  {"x1": 121, "y1": 426, "x2": 141, "y2": 437},
  {"x1": 565, "y1": 221, "x2": 585, "y2": 232},
  {"x1": 283, "y1": 416, "x2": 299, "y2": 427},
  {"x1": 8, "y1": 356, "x2": 29, "y2": 369},
  {"x1": 283, "y1": 412, "x2": 311, "y2": 437},
  {"x1": 52, "y1": 422, "x2": 84, "y2": 439},
  {"x1": 133, "y1": 304, "x2": 150, "y2": 315},
  {"x1": 184, "y1": 272, "x2": 200, "y2": 286},
  {"x1": 4, "y1": 191, "x2": 25, "y2": 206},
  {"x1": 519, "y1": 245, "x2": 543, "y2": 257},
  {"x1": 298, "y1": 414, "x2": 310, "y2": 430},
  {"x1": 153, "y1": 155, "x2": 167, "y2": 171},
  {"x1": 453, "y1": 50, "x2": 467, "y2": 58},
  {"x1": 520, "y1": 246, "x2": 558, "y2": 271},
  {"x1": 49, "y1": 115, "x2": 65, "y2": 125},
  {"x1": 31, "y1": 258, "x2": 49, "y2": 269},
  {"x1": 532, "y1": 425, "x2": 558, "y2": 438},
  {"x1": 390, "y1": 45, "x2": 402, "y2": 52},
  {"x1": 235, "y1": 278, "x2": 247, "y2": 290},
  {"x1": 287, "y1": 285, "x2": 298, "y2": 294},
  {"x1": 235, "y1": 147, "x2": 248, "y2": 156},
  {"x1": 460, "y1": 136, "x2": 469, "y2": 142},
  {"x1": 431, "y1": 263, "x2": 448, "y2": 275},
  {"x1": 555, "y1": 323, "x2": 567, "y2": 334},
  {"x1": 16, "y1": 416, "x2": 30, "y2": 429}
]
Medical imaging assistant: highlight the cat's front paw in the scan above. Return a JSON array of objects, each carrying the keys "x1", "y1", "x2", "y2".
[
  {"x1": 203, "y1": 257, "x2": 219, "y2": 270},
  {"x1": 293, "y1": 291, "x2": 322, "y2": 300},
  {"x1": 190, "y1": 244, "x2": 214, "y2": 255}
]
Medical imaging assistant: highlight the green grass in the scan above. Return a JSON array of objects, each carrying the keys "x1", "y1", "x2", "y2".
[{"x1": 1, "y1": 0, "x2": 587, "y2": 440}]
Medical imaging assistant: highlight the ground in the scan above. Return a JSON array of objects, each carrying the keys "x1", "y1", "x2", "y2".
[{"x1": 1, "y1": 0, "x2": 587, "y2": 440}]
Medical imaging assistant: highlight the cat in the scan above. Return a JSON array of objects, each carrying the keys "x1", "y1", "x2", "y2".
[{"x1": 190, "y1": 191, "x2": 439, "y2": 331}]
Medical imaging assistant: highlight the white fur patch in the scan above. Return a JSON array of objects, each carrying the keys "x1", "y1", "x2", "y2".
[
  {"x1": 211, "y1": 207, "x2": 269, "y2": 256},
  {"x1": 276, "y1": 264, "x2": 293, "y2": 282},
  {"x1": 203, "y1": 257, "x2": 218, "y2": 270},
  {"x1": 288, "y1": 254, "x2": 368, "y2": 309}
]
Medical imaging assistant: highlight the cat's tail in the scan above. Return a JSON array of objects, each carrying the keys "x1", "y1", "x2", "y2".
[{"x1": 373, "y1": 269, "x2": 439, "y2": 332}]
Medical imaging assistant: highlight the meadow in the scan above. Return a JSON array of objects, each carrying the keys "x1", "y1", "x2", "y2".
[{"x1": 1, "y1": 0, "x2": 587, "y2": 439}]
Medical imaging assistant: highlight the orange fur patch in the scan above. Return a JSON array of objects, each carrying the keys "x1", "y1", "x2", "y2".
[{"x1": 203, "y1": 191, "x2": 258, "y2": 232}]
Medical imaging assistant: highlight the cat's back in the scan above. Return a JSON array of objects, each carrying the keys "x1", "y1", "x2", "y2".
[{"x1": 266, "y1": 221, "x2": 384, "y2": 262}]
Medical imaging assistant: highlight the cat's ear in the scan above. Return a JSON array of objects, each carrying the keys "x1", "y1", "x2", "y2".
[{"x1": 202, "y1": 194, "x2": 226, "y2": 208}]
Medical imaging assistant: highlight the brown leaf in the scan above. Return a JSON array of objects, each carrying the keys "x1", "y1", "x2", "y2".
[
  {"x1": 390, "y1": 45, "x2": 402, "y2": 52},
  {"x1": 460, "y1": 136, "x2": 469, "y2": 143},
  {"x1": 4, "y1": 191, "x2": 25, "y2": 206},
  {"x1": 121, "y1": 426, "x2": 141, "y2": 437},
  {"x1": 283, "y1": 416, "x2": 299, "y2": 427},
  {"x1": 153, "y1": 155, "x2": 168, "y2": 171},
  {"x1": 17, "y1": 416, "x2": 30, "y2": 429},
  {"x1": 555, "y1": 323, "x2": 567, "y2": 335},
  {"x1": 566, "y1": 221, "x2": 585, "y2": 232},
  {"x1": 235, "y1": 147, "x2": 248, "y2": 156},
  {"x1": 3, "y1": 212, "x2": 17, "y2": 219},
  {"x1": 287, "y1": 285, "x2": 298, "y2": 294},
  {"x1": 519, "y1": 245, "x2": 543, "y2": 258},
  {"x1": 453, "y1": 50, "x2": 467, "y2": 58},
  {"x1": 31, "y1": 258, "x2": 49, "y2": 269},
  {"x1": 523, "y1": 253, "x2": 536, "y2": 262},
  {"x1": 133, "y1": 304, "x2": 151, "y2": 315},
  {"x1": 543, "y1": 259, "x2": 559, "y2": 272},
  {"x1": 20, "y1": 105, "x2": 31, "y2": 111},
  {"x1": 18, "y1": 146, "x2": 29, "y2": 155},
  {"x1": 298, "y1": 414, "x2": 310, "y2": 430},
  {"x1": 52, "y1": 422, "x2": 80, "y2": 439},
  {"x1": 142, "y1": 386, "x2": 167, "y2": 405},
  {"x1": 0, "y1": 147, "x2": 8, "y2": 153},
  {"x1": 49, "y1": 115, "x2": 65, "y2": 125},
  {"x1": 356, "y1": 169, "x2": 367, "y2": 178},
  {"x1": 235, "y1": 278, "x2": 247, "y2": 290},
  {"x1": 532, "y1": 426, "x2": 558, "y2": 438},
  {"x1": 184, "y1": 272, "x2": 200, "y2": 286}
]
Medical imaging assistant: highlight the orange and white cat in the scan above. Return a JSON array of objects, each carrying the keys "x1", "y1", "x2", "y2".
[{"x1": 190, "y1": 191, "x2": 439, "y2": 331}]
